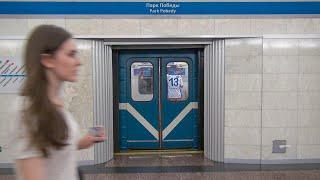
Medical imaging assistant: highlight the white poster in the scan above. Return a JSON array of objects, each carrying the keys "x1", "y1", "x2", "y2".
[
  {"x1": 167, "y1": 74, "x2": 183, "y2": 99},
  {"x1": 0, "y1": 57, "x2": 25, "y2": 93}
]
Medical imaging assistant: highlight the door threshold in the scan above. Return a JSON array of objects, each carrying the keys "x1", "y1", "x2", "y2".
[{"x1": 115, "y1": 149, "x2": 203, "y2": 156}]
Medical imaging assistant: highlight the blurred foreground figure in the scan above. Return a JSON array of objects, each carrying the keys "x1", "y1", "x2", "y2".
[{"x1": 10, "y1": 25, "x2": 105, "y2": 180}]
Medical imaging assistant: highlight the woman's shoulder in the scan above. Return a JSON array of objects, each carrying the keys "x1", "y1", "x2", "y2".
[{"x1": 60, "y1": 108, "x2": 78, "y2": 127}]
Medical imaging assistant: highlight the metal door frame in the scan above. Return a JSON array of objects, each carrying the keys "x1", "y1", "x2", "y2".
[{"x1": 91, "y1": 36, "x2": 259, "y2": 164}]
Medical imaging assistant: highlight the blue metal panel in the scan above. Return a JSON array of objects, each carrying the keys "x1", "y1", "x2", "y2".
[
  {"x1": 161, "y1": 52, "x2": 199, "y2": 149},
  {"x1": 119, "y1": 49, "x2": 199, "y2": 150},
  {"x1": 119, "y1": 54, "x2": 159, "y2": 149}
]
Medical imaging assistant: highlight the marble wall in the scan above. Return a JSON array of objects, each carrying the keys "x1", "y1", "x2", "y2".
[
  {"x1": 225, "y1": 38, "x2": 263, "y2": 160},
  {"x1": 261, "y1": 38, "x2": 320, "y2": 161},
  {"x1": 0, "y1": 18, "x2": 319, "y2": 37},
  {"x1": 262, "y1": 39, "x2": 300, "y2": 160},
  {"x1": 225, "y1": 37, "x2": 320, "y2": 162}
]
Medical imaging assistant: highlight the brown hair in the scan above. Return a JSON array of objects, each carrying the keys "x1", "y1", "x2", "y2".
[{"x1": 21, "y1": 25, "x2": 72, "y2": 157}]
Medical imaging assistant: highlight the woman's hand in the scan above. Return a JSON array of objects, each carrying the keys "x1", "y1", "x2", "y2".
[{"x1": 77, "y1": 129, "x2": 106, "y2": 150}]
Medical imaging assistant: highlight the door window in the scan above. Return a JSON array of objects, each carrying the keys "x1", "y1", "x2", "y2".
[
  {"x1": 166, "y1": 62, "x2": 189, "y2": 101},
  {"x1": 131, "y1": 62, "x2": 153, "y2": 101}
]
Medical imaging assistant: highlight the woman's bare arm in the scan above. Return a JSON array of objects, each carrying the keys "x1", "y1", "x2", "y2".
[{"x1": 77, "y1": 134, "x2": 106, "y2": 150}]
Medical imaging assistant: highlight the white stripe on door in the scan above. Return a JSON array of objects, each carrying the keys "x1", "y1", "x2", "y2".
[
  {"x1": 162, "y1": 102, "x2": 198, "y2": 140},
  {"x1": 119, "y1": 103, "x2": 159, "y2": 140}
]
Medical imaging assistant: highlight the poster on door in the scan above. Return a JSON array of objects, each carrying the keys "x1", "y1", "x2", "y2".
[
  {"x1": 0, "y1": 57, "x2": 25, "y2": 93},
  {"x1": 167, "y1": 74, "x2": 183, "y2": 99}
]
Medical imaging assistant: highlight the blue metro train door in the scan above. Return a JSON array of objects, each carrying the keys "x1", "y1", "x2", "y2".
[{"x1": 119, "y1": 49, "x2": 199, "y2": 150}]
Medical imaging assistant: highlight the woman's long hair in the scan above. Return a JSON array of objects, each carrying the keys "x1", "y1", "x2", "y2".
[{"x1": 21, "y1": 25, "x2": 72, "y2": 157}]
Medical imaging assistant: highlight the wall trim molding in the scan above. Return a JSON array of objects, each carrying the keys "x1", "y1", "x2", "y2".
[
  {"x1": 225, "y1": 158, "x2": 320, "y2": 164},
  {"x1": 2, "y1": 35, "x2": 320, "y2": 41},
  {"x1": 77, "y1": 160, "x2": 95, "y2": 166},
  {"x1": 0, "y1": 160, "x2": 95, "y2": 169},
  {"x1": 261, "y1": 159, "x2": 320, "y2": 164},
  {"x1": 0, "y1": 163, "x2": 13, "y2": 168},
  {"x1": 224, "y1": 158, "x2": 261, "y2": 164}
]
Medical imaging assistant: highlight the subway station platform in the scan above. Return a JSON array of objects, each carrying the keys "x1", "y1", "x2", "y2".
[
  {"x1": 82, "y1": 153, "x2": 320, "y2": 180},
  {"x1": 3, "y1": 152, "x2": 320, "y2": 180}
]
